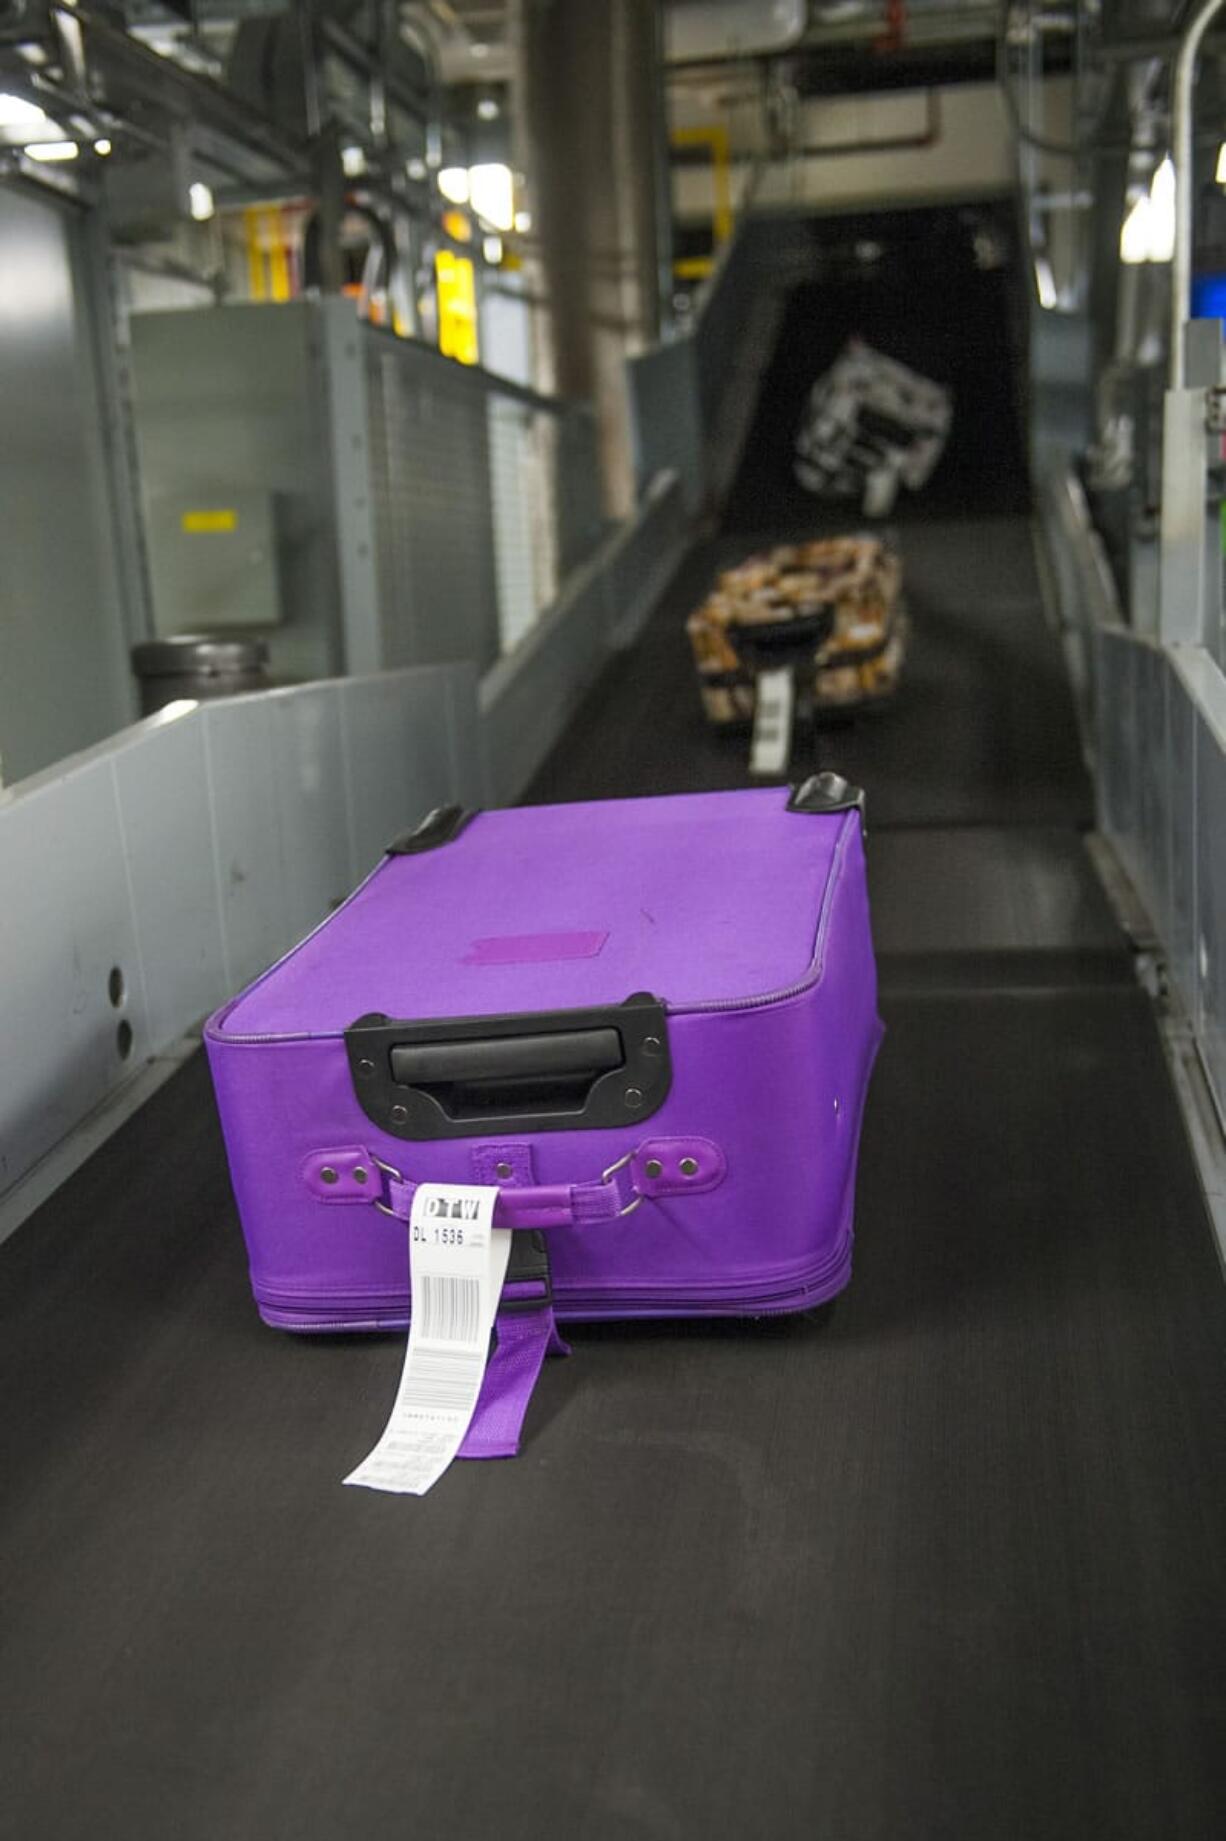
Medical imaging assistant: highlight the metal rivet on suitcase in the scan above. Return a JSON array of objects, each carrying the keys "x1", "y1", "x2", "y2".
[
  {"x1": 495, "y1": 1161, "x2": 513, "y2": 1179},
  {"x1": 625, "y1": 1088, "x2": 644, "y2": 1110},
  {"x1": 391, "y1": 1105, "x2": 408, "y2": 1124},
  {"x1": 679, "y1": 1157, "x2": 699, "y2": 1177},
  {"x1": 642, "y1": 1036, "x2": 662, "y2": 1058},
  {"x1": 357, "y1": 1058, "x2": 375, "y2": 1078},
  {"x1": 353, "y1": 1167, "x2": 369, "y2": 1184},
  {"x1": 320, "y1": 1166, "x2": 339, "y2": 1185},
  {"x1": 644, "y1": 1158, "x2": 663, "y2": 1179}
]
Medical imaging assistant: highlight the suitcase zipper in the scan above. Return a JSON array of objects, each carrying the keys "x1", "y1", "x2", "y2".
[
  {"x1": 213, "y1": 984, "x2": 823, "y2": 1043},
  {"x1": 210, "y1": 820, "x2": 858, "y2": 1045},
  {"x1": 255, "y1": 1240, "x2": 850, "y2": 1330},
  {"x1": 545, "y1": 1275, "x2": 844, "y2": 1320},
  {"x1": 668, "y1": 815, "x2": 855, "y2": 1016}
]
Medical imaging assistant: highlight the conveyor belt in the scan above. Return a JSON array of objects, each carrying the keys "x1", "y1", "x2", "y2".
[
  {"x1": 2, "y1": 506, "x2": 1224, "y2": 1837},
  {"x1": 722, "y1": 206, "x2": 1031, "y2": 531},
  {"x1": 528, "y1": 516, "x2": 1093, "y2": 829},
  {"x1": 2, "y1": 986, "x2": 1223, "y2": 1837}
]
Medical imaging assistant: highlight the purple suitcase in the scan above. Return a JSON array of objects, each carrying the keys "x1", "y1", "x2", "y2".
[{"x1": 206, "y1": 782, "x2": 882, "y2": 1444}]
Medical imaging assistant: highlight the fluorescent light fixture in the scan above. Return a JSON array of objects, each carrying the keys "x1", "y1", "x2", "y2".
[
  {"x1": 189, "y1": 181, "x2": 214, "y2": 221},
  {"x1": 476, "y1": 96, "x2": 499, "y2": 122},
  {"x1": 1034, "y1": 254, "x2": 1057, "y2": 309},
  {"x1": 438, "y1": 165, "x2": 470, "y2": 205},
  {"x1": 469, "y1": 161, "x2": 513, "y2": 231},
  {"x1": 483, "y1": 234, "x2": 503, "y2": 265},
  {"x1": 0, "y1": 91, "x2": 51, "y2": 129},
  {"x1": 1147, "y1": 155, "x2": 1175, "y2": 263},
  {"x1": 514, "y1": 209, "x2": 532, "y2": 234},
  {"x1": 93, "y1": 137, "x2": 112, "y2": 156},
  {"x1": 1119, "y1": 156, "x2": 1177, "y2": 265},
  {"x1": 1218, "y1": 142, "x2": 1226, "y2": 185},
  {"x1": 1120, "y1": 194, "x2": 1152, "y2": 265},
  {"x1": 25, "y1": 139, "x2": 78, "y2": 162},
  {"x1": 341, "y1": 143, "x2": 366, "y2": 178}
]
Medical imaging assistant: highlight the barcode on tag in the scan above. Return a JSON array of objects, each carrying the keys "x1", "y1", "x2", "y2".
[
  {"x1": 403, "y1": 1345, "x2": 486, "y2": 1411},
  {"x1": 343, "y1": 1183, "x2": 510, "y2": 1497},
  {"x1": 417, "y1": 1273, "x2": 481, "y2": 1344},
  {"x1": 750, "y1": 666, "x2": 794, "y2": 776}
]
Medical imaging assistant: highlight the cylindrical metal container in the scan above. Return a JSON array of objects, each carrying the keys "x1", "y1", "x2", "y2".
[{"x1": 131, "y1": 637, "x2": 272, "y2": 716}]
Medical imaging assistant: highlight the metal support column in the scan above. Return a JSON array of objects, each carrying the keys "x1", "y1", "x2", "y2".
[
  {"x1": 511, "y1": 0, "x2": 665, "y2": 519},
  {"x1": 1160, "y1": 0, "x2": 1226, "y2": 649}
]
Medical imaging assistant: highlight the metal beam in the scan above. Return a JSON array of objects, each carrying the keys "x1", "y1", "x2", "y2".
[
  {"x1": 50, "y1": 4, "x2": 308, "y2": 187},
  {"x1": 318, "y1": 13, "x2": 431, "y2": 124}
]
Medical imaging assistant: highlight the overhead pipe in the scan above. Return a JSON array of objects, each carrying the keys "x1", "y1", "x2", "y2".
[{"x1": 1169, "y1": 0, "x2": 1226, "y2": 388}]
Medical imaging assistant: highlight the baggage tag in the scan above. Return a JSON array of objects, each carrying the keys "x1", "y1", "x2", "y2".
[
  {"x1": 344, "y1": 1184, "x2": 511, "y2": 1496},
  {"x1": 750, "y1": 666, "x2": 795, "y2": 777},
  {"x1": 863, "y1": 465, "x2": 899, "y2": 518}
]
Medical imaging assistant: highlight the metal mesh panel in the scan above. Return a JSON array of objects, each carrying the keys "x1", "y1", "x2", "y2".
[
  {"x1": 488, "y1": 396, "x2": 557, "y2": 654},
  {"x1": 1096, "y1": 624, "x2": 1226, "y2": 1132},
  {"x1": 627, "y1": 339, "x2": 703, "y2": 510},
  {"x1": 554, "y1": 407, "x2": 605, "y2": 576},
  {"x1": 694, "y1": 246, "x2": 753, "y2": 439},
  {"x1": 365, "y1": 342, "x2": 501, "y2": 672},
  {"x1": 362, "y1": 334, "x2": 603, "y2": 668},
  {"x1": 1196, "y1": 692, "x2": 1226, "y2": 1122}
]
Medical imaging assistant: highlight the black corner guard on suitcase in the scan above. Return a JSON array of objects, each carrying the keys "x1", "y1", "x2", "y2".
[
  {"x1": 344, "y1": 994, "x2": 672, "y2": 1139},
  {"x1": 386, "y1": 805, "x2": 478, "y2": 855},
  {"x1": 730, "y1": 608, "x2": 835, "y2": 670},
  {"x1": 787, "y1": 773, "x2": 867, "y2": 824}
]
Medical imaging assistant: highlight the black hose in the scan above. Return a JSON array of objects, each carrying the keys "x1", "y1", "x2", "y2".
[{"x1": 302, "y1": 199, "x2": 397, "y2": 296}]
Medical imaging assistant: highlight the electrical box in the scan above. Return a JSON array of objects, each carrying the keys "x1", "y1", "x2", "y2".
[
  {"x1": 104, "y1": 133, "x2": 194, "y2": 242},
  {"x1": 146, "y1": 489, "x2": 282, "y2": 634}
]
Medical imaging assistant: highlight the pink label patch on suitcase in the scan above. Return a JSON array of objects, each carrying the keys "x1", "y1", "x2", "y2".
[{"x1": 462, "y1": 930, "x2": 608, "y2": 966}]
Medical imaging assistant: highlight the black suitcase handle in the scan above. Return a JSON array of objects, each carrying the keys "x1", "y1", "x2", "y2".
[
  {"x1": 389, "y1": 1028, "x2": 622, "y2": 1088},
  {"x1": 728, "y1": 607, "x2": 834, "y2": 671},
  {"x1": 345, "y1": 996, "x2": 672, "y2": 1140}
]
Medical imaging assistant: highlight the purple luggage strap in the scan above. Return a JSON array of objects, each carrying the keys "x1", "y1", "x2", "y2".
[
  {"x1": 303, "y1": 1138, "x2": 727, "y2": 1457},
  {"x1": 459, "y1": 1280, "x2": 570, "y2": 1460},
  {"x1": 383, "y1": 1155, "x2": 608, "y2": 1458}
]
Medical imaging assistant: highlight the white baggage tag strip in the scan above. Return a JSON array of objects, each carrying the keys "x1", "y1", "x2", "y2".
[
  {"x1": 344, "y1": 1183, "x2": 511, "y2": 1497},
  {"x1": 750, "y1": 666, "x2": 794, "y2": 777}
]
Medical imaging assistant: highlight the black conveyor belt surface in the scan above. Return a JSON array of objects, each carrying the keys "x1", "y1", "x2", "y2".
[
  {"x1": 528, "y1": 517, "x2": 1093, "y2": 829},
  {"x1": 2, "y1": 993, "x2": 1224, "y2": 1838},
  {"x1": 2, "y1": 480, "x2": 1224, "y2": 1829}
]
